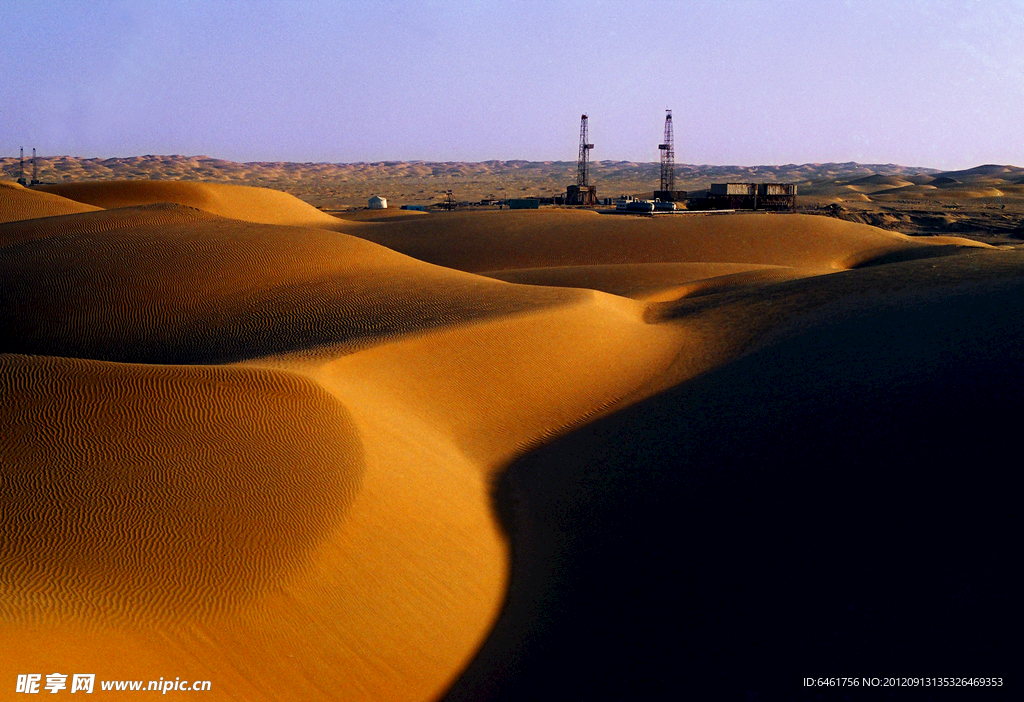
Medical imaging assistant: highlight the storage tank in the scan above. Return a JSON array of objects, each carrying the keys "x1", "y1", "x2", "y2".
[{"x1": 626, "y1": 200, "x2": 655, "y2": 213}]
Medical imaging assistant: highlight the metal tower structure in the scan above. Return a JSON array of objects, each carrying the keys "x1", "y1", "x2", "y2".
[
  {"x1": 576, "y1": 114, "x2": 594, "y2": 187},
  {"x1": 31, "y1": 148, "x2": 39, "y2": 185},
  {"x1": 17, "y1": 147, "x2": 26, "y2": 185},
  {"x1": 659, "y1": 110, "x2": 675, "y2": 193}
]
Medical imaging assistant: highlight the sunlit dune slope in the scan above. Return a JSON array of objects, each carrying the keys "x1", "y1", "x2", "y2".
[
  {"x1": 35, "y1": 180, "x2": 351, "y2": 230},
  {"x1": 0, "y1": 180, "x2": 102, "y2": 223},
  {"x1": 0, "y1": 354, "x2": 363, "y2": 622}
]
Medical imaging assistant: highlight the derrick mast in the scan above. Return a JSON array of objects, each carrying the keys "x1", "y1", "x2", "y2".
[
  {"x1": 659, "y1": 110, "x2": 675, "y2": 193},
  {"x1": 566, "y1": 114, "x2": 598, "y2": 205},
  {"x1": 577, "y1": 114, "x2": 594, "y2": 187}
]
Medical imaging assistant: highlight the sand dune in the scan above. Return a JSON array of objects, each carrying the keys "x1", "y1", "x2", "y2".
[
  {"x1": 0, "y1": 180, "x2": 102, "y2": 223},
  {"x1": 350, "y1": 209, "x2": 985, "y2": 275},
  {"x1": 0, "y1": 204, "x2": 578, "y2": 364},
  {"x1": 0, "y1": 180, "x2": 1016, "y2": 701},
  {"x1": 36, "y1": 180, "x2": 351, "y2": 230},
  {"x1": 0, "y1": 354, "x2": 363, "y2": 622},
  {"x1": 448, "y1": 248, "x2": 1024, "y2": 701},
  {"x1": 845, "y1": 173, "x2": 914, "y2": 187}
]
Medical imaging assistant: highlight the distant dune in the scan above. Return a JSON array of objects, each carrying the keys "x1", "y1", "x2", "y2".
[
  {"x1": 0, "y1": 180, "x2": 102, "y2": 223},
  {"x1": 1, "y1": 155, "x2": 942, "y2": 209},
  {"x1": 1, "y1": 177, "x2": 1017, "y2": 700},
  {"x1": 845, "y1": 173, "x2": 915, "y2": 187},
  {"x1": 9, "y1": 153, "x2": 1024, "y2": 240},
  {"x1": 36, "y1": 180, "x2": 351, "y2": 230}
]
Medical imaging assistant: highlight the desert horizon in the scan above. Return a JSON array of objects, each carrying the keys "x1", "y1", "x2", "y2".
[{"x1": 6, "y1": 154, "x2": 1024, "y2": 243}]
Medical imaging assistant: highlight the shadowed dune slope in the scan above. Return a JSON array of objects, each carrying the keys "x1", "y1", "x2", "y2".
[
  {"x1": 0, "y1": 180, "x2": 102, "y2": 223},
  {"x1": 35, "y1": 180, "x2": 353, "y2": 230},
  {"x1": 0, "y1": 204, "x2": 583, "y2": 364},
  {"x1": 356, "y1": 209, "x2": 986, "y2": 274},
  {"x1": 445, "y1": 248, "x2": 1024, "y2": 702},
  {"x1": 486, "y1": 262, "x2": 804, "y2": 301}
]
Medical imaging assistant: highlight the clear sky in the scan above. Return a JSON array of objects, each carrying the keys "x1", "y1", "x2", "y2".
[{"x1": 2, "y1": 0, "x2": 1022, "y2": 169}]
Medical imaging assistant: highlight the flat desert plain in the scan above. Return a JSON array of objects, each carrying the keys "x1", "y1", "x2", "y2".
[{"x1": 1, "y1": 177, "x2": 1017, "y2": 700}]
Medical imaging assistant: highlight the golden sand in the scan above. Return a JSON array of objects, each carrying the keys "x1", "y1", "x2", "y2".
[
  {"x1": 36, "y1": 180, "x2": 352, "y2": 230},
  {"x1": 0, "y1": 181, "x2": 102, "y2": 224},
  {"x1": 1, "y1": 179, "x2": 1015, "y2": 700}
]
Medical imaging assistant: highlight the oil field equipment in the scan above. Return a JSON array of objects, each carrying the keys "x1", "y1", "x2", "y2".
[
  {"x1": 566, "y1": 114, "x2": 598, "y2": 206},
  {"x1": 442, "y1": 189, "x2": 456, "y2": 211},
  {"x1": 654, "y1": 110, "x2": 685, "y2": 202},
  {"x1": 689, "y1": 182, "x2": 797, "y2": 211}
]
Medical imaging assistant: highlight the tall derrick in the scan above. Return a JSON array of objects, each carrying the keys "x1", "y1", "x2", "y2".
[
  {"x1": 577, "y1": 114, "x2": 594, "y2": 187},
  {"x1": 567, "y1": 114, "x2": 598, "y2": 205},
  {"x1": 659, "y1": 110, "x2": 675, "y2": 193}
]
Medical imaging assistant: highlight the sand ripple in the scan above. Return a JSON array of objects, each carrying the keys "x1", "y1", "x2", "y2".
[{"x1": 0, "y1": 354, "x2": 363, "y2": 625}]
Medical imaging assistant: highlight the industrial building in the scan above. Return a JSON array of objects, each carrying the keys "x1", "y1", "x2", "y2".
[{"x1": 688, "y1": 183, "x2": 797, "y2": 211}]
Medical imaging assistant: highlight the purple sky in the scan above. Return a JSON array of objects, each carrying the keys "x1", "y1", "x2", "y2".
[{"x1": 2, "y1": 0, "x2": 1023, "y2": 169}]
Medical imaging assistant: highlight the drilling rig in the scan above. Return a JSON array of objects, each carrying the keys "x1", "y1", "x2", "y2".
[
  {"x1": 655, "y1": 110, "x2": 684, "y2": 202},
  {"x1": 660, "y1": 110, "x2": 674, "y2": 192},
  {"x1": 566, "y1": 114, "x2": 597, "y2": 206}
]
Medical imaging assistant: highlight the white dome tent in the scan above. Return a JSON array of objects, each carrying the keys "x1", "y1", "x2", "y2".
[{"x1": 368, "y1": 195, "x2": 387, "y2": 209}]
